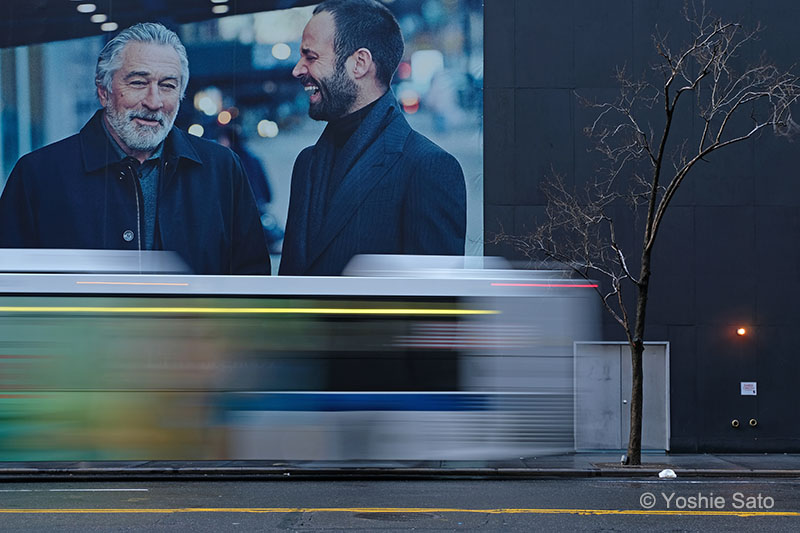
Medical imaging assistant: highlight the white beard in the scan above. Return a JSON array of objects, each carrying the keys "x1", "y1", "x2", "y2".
[{"x1": 105, "y1": 104, "x2": 177, "y2": 152}]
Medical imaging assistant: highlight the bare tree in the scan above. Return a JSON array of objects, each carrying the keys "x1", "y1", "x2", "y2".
[{"x1": 496, "y1": 2, "x2": 799, "y2": 465}]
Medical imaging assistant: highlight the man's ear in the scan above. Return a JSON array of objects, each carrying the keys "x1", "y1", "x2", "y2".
[
  {"x1": 351, "y1": 47, "x2": 374, "y2": 80},
  {"x1": 97, "y1": 85, "x2": 109, "y2": 107}
]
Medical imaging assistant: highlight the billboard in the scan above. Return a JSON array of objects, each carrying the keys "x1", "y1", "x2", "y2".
[{"x1": 0, "y1": 0, "x2": 483, "y2": 274}]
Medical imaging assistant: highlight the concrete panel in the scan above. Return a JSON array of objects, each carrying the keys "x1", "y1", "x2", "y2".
[
  {"x1": 663, "y1": 98, "x2": 698, "y2": 207},
  {"x1": 512, "y1": 205, "x2": 547, "y2": 238},
  {"x1": 754, "y1": 134, "x2": 800, "y2": 207},
  {"x1": 701, "y1": 0, "x2": 756, "y2": 69},
  {"x1": 652, "y1": 205, "x2": 695, "y2": 266},
  {"x1": 695, "y1": 324, "x2": 758, "y2": 441},
  {"x1": 755, "y1": 326, "x2": 800, "y2": 432},
  {"x1": 692, "y1": 143, "x2": 755, "y2": 207},
  {"x1": 648, "y1": 206, "x2": 695, "y2": 325},
  {"x1": 484, "y1": 88, "x2": 517, "y2": 204},
  {"x1": 665, "y1": 325, "x2": 698, "y2": 450},
  {"x1": 484, "y1": 0, "x2": 515, "y2": 88},
  {"x1": 695, "y1": 206, "x2": 755, "y2": 277},
  {"x1": 516, "y1": 0, "x2": 574, "y2": 88},
  {"x1": 571, "y1": 87, "x2": 620, "y2": 188},
  {"x1": 755, "y1": 206, "x2": 798, "y2": 278},
  {"x1": 483, "y1": 204, "x2": 520, "y2": 259},
  {"x1": 749, "y1": 1, "x2": 800, "y2": 73},
  {"x1": 514, "y1": 88, "x2": 573, "y2": 205},
  {"x1": 573, "y1": 0, "x2": 632, "y2": 88},
  {"x1": 632, "y1": 0, "x2": 691, "y2": 76},
  {"x1": 755, "y1": 277, "x2": 800, "y2": 326},
  {"x1": 647, "y1": 274, "x2": 695, "y2": 326},
  {"x1": 695, "y1": 275, "x2": 756, "y2": 326}
]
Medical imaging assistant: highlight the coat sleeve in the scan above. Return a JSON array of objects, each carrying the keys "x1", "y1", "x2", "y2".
[
  {"x1": 0, "y1": 158, "x2": 37, "y2": 248},
  {"x1": 229, "y1": 153, "x2": 271, "y2": 275},
  {"x1": 402, "y1": 147, "x2": 467, "y2": 255}
]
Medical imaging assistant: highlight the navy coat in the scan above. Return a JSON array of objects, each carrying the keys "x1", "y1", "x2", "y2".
[
  {"x1": 279, "y1": 92, "x2": 466, "y2": 276},
  {"x1": 0, "y1": 110, "x2": 270, "y2": 275}
]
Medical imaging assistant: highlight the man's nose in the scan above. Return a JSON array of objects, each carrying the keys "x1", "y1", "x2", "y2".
[
  {"x1": 292, "y1": 60, "x2": 306, "y2": 79},
  {"x1": 142, "y1": 83, "x2": 163, "y2": 109}
]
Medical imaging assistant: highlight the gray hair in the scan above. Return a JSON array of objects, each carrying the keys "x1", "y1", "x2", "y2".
[{"x1": 95, "y1": 22, "x2": 189, "y2": 99}]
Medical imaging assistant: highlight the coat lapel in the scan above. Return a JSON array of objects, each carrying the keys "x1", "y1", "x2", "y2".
[{"x1": 305, "y1": 96, "x2": 411, "y2": 270}]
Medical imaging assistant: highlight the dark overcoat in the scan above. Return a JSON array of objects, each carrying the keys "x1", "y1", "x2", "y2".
[
  {"x1": 279, "y1": 91, "x2": 466, "y2": 276},
  {"x1": 0, "y1": 110, "x2": 270, "y2": 275}
]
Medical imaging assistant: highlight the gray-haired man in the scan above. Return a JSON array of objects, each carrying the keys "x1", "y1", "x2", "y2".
[{"x1": 0, "y1": 23, "x2": 270, "y2": 275}]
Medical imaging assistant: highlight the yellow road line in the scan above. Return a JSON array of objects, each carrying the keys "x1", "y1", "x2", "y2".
[
  {"x1": 0, "y1": 307, "x2": 497, "y2": 316},
  {"x1": 0, "y1": 507, "x2": 796, "y2": 517}
]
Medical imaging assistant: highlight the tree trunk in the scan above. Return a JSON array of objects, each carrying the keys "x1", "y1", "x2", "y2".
[
  {"x1": 626, "y1": 337, "x2": 644, "y2": 465},
  {"x1": 626, "y1": 252, "x2": 651, "y2": 466}
]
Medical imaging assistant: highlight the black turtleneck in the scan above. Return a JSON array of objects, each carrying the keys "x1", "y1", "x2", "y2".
[{"x1": 327, "y1": 98, "x2": 380, "y2": 149}]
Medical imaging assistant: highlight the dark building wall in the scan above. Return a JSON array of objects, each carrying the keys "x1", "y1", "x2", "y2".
[{"x1": 484, "y1": 0, "x2": 800, "y2": 452}]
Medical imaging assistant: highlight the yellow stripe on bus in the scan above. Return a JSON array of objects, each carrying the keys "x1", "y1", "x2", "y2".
[{"x1": 0, "y1": 306, "x2": 498, "y2": 316}]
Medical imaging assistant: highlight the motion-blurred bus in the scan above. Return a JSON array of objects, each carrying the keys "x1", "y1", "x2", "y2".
[{"x1": 0, "y1": 252, "x2": 598, "y2": 461}]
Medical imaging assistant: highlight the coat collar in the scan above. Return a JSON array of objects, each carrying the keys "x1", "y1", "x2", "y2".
[{"x1": 79, "y1": 109, "x2": 203, "y2": 173}]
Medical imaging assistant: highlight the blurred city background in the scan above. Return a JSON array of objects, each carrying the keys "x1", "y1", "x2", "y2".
[{"x1": 0, "y1": 0, "x2": 484, "y2": 270}]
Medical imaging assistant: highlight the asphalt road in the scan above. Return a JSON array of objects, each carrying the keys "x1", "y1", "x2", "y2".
[{"x1": 1, "y1": 477, "x2": 799, "y2": 531}]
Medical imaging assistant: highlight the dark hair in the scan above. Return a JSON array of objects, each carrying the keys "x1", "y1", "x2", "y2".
[{"x1": 314, "y1": 0, "x2": 404, "y2": 88}]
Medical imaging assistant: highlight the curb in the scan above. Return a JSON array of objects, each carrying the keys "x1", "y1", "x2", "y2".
[{"x1": 1, "y1": 466, "x2": 799, "y2": 481}]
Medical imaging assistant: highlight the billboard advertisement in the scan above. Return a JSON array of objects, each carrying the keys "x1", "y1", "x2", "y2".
[{"x1": 0, "y1": 0, "x2": 483, "y2": 275}]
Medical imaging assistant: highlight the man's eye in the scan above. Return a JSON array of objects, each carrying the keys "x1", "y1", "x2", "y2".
[
  {"x1": 160, "y1": 84, "x2": 177, "y2": 90},
  {"x1": 130, "y1": 80, "x2": 147, "y2": 86}
]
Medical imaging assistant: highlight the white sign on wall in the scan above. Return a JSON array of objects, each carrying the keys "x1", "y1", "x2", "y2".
[{"x1": 740, "y1": 382, "x2": 757, "y2": 396}]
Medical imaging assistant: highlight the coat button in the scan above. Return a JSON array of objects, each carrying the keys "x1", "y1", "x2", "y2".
[{"x1": 122, "y1": 230, "x2": 135, "y2": 242}]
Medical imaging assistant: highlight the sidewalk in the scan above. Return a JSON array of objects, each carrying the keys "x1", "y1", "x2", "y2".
[{"x1": 1, "y1": 454, "x2": 799, "y2": 480}]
